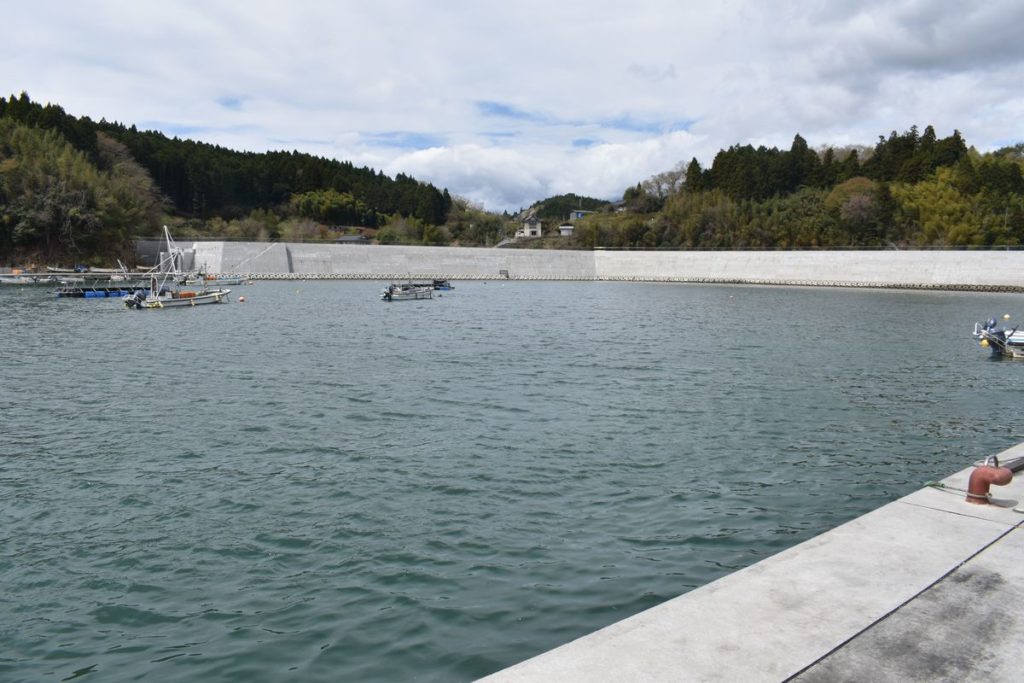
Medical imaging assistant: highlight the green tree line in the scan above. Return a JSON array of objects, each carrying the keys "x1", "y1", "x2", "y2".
[
  {"x1": 4, "y1": 90, "x2": 1024, "y2": 263},
  {"x1": 1, "y1": 92, "x2": 453, "y2": 262},
  {"x1": 577, "y1": 126, "x2": 1024, "y2": 249}
]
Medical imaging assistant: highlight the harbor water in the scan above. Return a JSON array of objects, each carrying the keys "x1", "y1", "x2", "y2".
[{"x1": 1, "y1": 280, "x2": 1021, "y2": 681}]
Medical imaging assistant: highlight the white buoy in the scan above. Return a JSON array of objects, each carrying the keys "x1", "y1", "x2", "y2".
[{"x1": 239, "y1": 296, "x2": 246, "y2": 302}]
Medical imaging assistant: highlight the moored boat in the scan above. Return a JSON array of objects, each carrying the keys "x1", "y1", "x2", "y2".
[
  {"x1": 124, "y1": 284, "x2": 230, "y2": 309},
  {"x1": 404, "y1": 279, "x2": 454, "y2": 290},
  {"x1": 122, "y1": 227, "x2": 231, "y2": 309},
  {"x1": 380, "y1": 283, "x2": 433, "y2": 301},
  {"x1": 973, "y1": 316, "x2": 1024, "y2": 358}
]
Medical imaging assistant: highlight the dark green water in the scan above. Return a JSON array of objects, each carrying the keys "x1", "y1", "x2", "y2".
[{"x1": 1, "y1": 280, "x2": 1021, "y2": 681}]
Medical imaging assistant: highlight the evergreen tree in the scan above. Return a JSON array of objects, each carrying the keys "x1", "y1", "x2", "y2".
[
  {"x1": 785, "y1": 133, "x2": 821, "y2": 192},
  {"x1": 685, "y1": 158, "x2": 704, "y2": 191}
]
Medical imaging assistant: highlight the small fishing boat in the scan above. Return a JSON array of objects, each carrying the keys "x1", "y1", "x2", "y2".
[
  {"x1": 123, "y1": 227, "x2": 230, "y2": 309},
  {"x1": 403, "y1": 279, "x2": 453, "y2": 290},
  {"x1": 380, "y1": 283, "x2": 432, "y2": 301},
  {"x1": 124, "y1": 283, "x2": 230, "y2": 309},
  {"x1": 124, "y1": 274, "x2": 230, "y2": 309},
  {"x1": 973, "y1": 316, "x2": 1024, "y2": 358}
]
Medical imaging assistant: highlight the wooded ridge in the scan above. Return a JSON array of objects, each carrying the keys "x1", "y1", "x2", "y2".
[{"x1": 2, "y1": 92, "x2": 1022, "y2": 264}]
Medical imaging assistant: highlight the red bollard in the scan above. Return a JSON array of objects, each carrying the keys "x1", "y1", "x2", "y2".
[{"x1": 966, "y1": 465, "x2": 1013, "y2": 504}]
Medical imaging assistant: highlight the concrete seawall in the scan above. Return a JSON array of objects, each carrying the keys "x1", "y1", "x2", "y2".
[{"x1": 186, "y1": 242, "x2": 1024, "y2": 290}]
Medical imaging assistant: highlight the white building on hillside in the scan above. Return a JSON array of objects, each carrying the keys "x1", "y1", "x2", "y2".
[{"x1": 515, "y1": 214, "x2": 543, "y2": 239}]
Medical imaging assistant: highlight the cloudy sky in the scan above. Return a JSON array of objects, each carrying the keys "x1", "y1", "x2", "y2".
[{"x1": 5, "y1": 1, "x2": 1023, "y2": 212}]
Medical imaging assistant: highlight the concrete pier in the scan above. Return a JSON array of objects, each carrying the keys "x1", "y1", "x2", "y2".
[
  {"x1": 480, "y1": 443, "x2": 1024, "y2": 682},
  {"x1": 180, "y1": 242, "x2": 1024, "y2": 291}
]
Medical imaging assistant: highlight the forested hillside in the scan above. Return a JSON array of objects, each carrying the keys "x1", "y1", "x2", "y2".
[
  {"x1": 3, "y1": 91, "x2": 1024, "y2": 265},
  {"x1": 577, "y1": 127, "x2": 1024, "y2": 249},
  {"x1": 0, "y1": 93, "x2": 451, "y2": 263},
  {"x1": 531, "y1": 193, "x2": 611, "y2": 221}
]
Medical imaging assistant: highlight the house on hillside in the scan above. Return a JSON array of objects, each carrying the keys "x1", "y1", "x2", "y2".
[
  {"x1": 559, "y1": 208, "x2": 594, "y2": 237},
  {"x1": 515, "y1": 214, "x2": 543, "y2": 239}
]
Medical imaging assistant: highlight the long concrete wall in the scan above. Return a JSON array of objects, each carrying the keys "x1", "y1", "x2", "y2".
[
  {"x1": 183, "y1": 241, "x2": 1024, "y2": 290},
  {"x1": 594, "y1": 249, "x2": 1024, "y2": 288}
]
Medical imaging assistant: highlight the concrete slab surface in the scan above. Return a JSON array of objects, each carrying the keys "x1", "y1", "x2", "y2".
[
  {"x1": 480, "y1": 444, "x2": 1024, "y2": 682},
  {"x1": 792, "y1": 528, "x2": 1024, "y2": 683}
]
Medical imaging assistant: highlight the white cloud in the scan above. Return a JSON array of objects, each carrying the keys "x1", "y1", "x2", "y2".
[{"x1": 3, "y1": 0, "x2": 1023, "y2": 212}]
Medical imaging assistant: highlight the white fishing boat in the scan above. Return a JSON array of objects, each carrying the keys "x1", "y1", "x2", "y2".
[
  {"x1": 123, "y1": 227, "x2": 230, "y2": 309},
  {"x1": 380, "y1": 283, "x2": 433, "y2": 301},
  {"x1": 973, "y1": 316, "x2": 1024, "y2": 358},
  {"x1": 124, "y1": 276, "x2": 231, "y2": 309}
]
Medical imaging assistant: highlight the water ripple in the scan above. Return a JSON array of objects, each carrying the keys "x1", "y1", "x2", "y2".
[{"x1": 2, "y1": 282, "x2": 1022, "y2": 681}]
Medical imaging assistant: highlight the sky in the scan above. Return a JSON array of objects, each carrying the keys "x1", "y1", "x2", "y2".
[{"x1": 5, "y1": 0, "x2": 1024, "y2": 213}]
